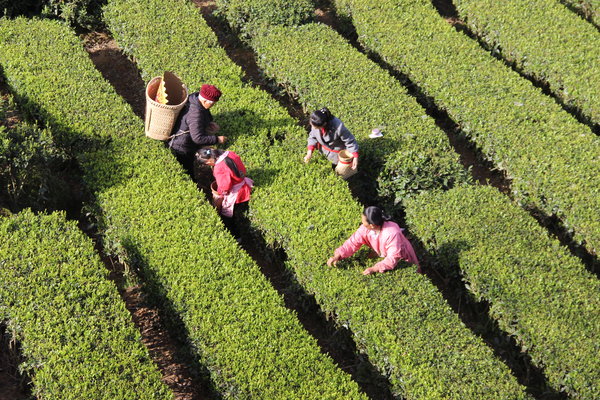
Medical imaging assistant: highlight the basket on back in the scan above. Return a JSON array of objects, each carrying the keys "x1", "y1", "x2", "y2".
[{"x1": 144, "y1": 71, "x2": 188, "y2": 140}]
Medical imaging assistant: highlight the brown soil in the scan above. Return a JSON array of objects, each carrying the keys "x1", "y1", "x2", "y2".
[
  {"x1": 0, "y1": 329, "x2": 29, "y2": 400},
  {"x1": 81, "y1": 31, "x2": 146, "y2": 119},
  {"x1": 121, "y1": 286, "x2": 209, "y2": 400}
]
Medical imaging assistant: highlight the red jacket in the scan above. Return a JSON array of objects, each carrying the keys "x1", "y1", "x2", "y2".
[{"x1": 213, "y1": 151, "x2": 251, "y2": 203}]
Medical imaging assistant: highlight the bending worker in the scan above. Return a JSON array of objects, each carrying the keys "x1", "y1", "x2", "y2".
[
  {"x1": 167, "y1": 84, "x2": 226, "y2": 178},
  {"x1": 196, "y1": 148, "x2": 253, "y2": 238},
  {"x1": 327, "y1": 206, "x2": 421, "y2": 275},
  {"x1": 304, "y1": 107, "x2": 358, "y2": 170}
]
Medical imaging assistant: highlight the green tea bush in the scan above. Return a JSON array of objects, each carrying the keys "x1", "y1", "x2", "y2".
[
  {"x1": 0, "y1": 96, "x2": 70, "y2": 212},
  {"x1": 215, "y1": 0, "x2": 313, "y2": 40},
  {"x1": 0, "y1": 17, "x2": 364, "y2": 399},
  {"x1": 334, "y1": 0, "x2": 600, "y2": 257},
  {"x1": 0, "y1": 210, "x2": 170, "y2": 400},
  {"x1": 103, "y1": 1, "x2": 530, "y2": 398},
  {"x1": 453, "y1": 0, "x2": 600, "y2": 128},
  {"x1": 406, "y1": 185, "x2": 600, "y2": 400},
  {"x1": 237, "y1": 7, "x2": 600, "y2": 397},
  {"x1": 250, "y1": 23, "x2": 469, "y2": 212}
]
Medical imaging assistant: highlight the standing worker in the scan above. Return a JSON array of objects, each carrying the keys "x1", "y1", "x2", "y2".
[
  {"x1": 167, "y1": 84, "x2": 227, "y2": 179},
  {"x1": 327, "y1": 206, "x2": 421, "y2": 275},
  {"x1": 196, "y1": 148, "x2": 253, "y2": 239},
  {"x1": 303, "y1": 107, "x2": 359, "y2": 170}
]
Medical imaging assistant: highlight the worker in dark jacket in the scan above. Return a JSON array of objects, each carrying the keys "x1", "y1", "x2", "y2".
[
  {"x1": 304, "y1": 107, "x2": 359, "y2": 170},
  {"x1": 167, "y1": 84, "x2": 226, "y2": 178}
]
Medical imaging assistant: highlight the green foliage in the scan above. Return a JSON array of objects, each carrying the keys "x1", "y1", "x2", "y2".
[
  {"x1": 453, "y1": 0, "x2": 600, "y2": 127},
  {"x1": 0, "y1": 17, "x2": 364, "y2": 399},
  {"x1": 215, "y1": 0, "x2": 314, "y2": 40},
  {"x1": 103, "y1": 1, "x2": 529, "y2": 398},
  {"x1": 250, "y1": 23, "x2": 469, "y2": 213},
  {"x1": 0, "y1": 210, "x2": 170, "y2": 399},
  {"x1": 0, "y1": 97, "x2": 69, "y2": 212},
  {"x1": 335, "y1": 0, "x2": 600, "y2": 257},
  {"x1": 406, "y1": 185, "x2": 600, "y2": 400}
]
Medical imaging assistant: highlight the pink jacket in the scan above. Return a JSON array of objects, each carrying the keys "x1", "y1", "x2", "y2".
[{"x1": 334, "y1": 221, "x2": 420, "y2": 272}]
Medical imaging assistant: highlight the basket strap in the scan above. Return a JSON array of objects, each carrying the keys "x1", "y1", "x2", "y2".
[{"x1": 167, "y1": 130, "x2": 189, "y2": 148}]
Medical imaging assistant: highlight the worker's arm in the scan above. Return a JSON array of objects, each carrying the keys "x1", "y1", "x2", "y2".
[
  {"x1": 328, "y1": 226, "x2": 367, "y2": 266},
  {"x1": 305, "y1": 129, "x2": 319, "y2": 163},
  {"x1": 363, "y1": 232, "x2": 403, "y2": 275}
]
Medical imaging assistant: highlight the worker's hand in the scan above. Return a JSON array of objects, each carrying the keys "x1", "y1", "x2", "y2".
[
  {"x1": 217, "y1": 136, "x2": 227, "y2": 144},
  {"x1": 362, "y1": 266, "x2": 378, "y2": 275},
  {"x1": 327, "y1": 255, "x2": 341, "y2": 267},
  {"x1": 351, "y1": 157, "x2": 358, "y2": 170},
  {"x1": 304, "y1": 151, "x2": 313, "y2": 164}
]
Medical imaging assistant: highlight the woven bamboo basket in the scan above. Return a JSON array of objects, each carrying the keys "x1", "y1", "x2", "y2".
[
  {"x1": 144, "y1": 72, "x2": 188, "y2": 140},
  {"x1": 335, "y1": 150, "x2": 357, "y2": 179}
]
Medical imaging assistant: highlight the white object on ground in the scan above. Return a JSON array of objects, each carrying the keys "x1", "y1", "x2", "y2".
[{"x1": 369, "y1": 128, "x2": 383, "y2": 138}]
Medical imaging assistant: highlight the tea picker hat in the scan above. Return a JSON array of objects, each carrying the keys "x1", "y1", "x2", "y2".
[{"x1": 200, "y1": 84, "x2": 222, "y2": 102}]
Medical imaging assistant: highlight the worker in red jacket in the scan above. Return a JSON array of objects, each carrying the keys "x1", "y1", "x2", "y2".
[
  {"x1": 327, "y1": 206, "x2": 421, "y2": 275},
  {"x1": 196, "y1": 148, "x2": 253, "y2": 238}
]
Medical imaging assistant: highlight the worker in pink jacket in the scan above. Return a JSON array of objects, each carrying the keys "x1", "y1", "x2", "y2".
[{"x1": 327, "y1": 206, "x2": 421, "y2": 275}]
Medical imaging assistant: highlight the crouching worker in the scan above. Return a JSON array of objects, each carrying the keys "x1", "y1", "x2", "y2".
[
  {"x1": 167, "y1": 84, "x2": 227, "y2": 179},
  {"x1": 327, "y1": 206, "x2": 421, "y2": 275},
  {"x1": 196, "y1": 148, "x2": 253, "y2": 238},
  {"x1": 304, "y1": 107, "x2": 359, "y2": 170}
]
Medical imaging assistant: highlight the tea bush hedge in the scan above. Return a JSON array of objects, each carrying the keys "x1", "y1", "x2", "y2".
[
  {"x1": 333, "y1": 0, "x2": 600, "y2": 257},
  {"x1": 406, "y1": 185, "x2": 600, "y2": 400},
  {"x1": 103, "y1": 0, "x2": 530, "y2": 398},
  {"x1": 235, "y1": 5, "x2": 600, "y2": 397},
  {"x1": 215, "y1": 0, "x2": 313, "y2": 40},
  {"x1": 0, "y1": 17, "x2": 365, "y2": 399},
  {"x1": 453, "y1": 0, "x2": 600, "y2": 128},
  {"x1": 0, "y1": 210, "x2": 170, "y2": 400},
  {"x1": 0, "y1": 96, "x2": 69, "y2": 212},
  {"x1": 250, "y1": 23, "x2": 470, "y2": 212}
]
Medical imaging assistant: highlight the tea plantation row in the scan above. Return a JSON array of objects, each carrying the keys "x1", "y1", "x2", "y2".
[
  {"x1": 453, "y1": 0, "x2": 600, "y2": 128},
  {"x1": 214, "y1": 3, "x2": 600, "y2": 398},
  {"x1": 0, "y1": 17, "x2": 365, "y2": 399},
  {"x1": 332, "y1": 0, "x2": 600, "y2": 258},
  {"x1": 0, "y1": 210, "x2": 171, "y2": 399},
  {"x1": 1, "y1": 0, "x2": 598, "y2": 398},
  {"x1": 102, "y1": 0, "x2": 533, "y2": 398}
]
